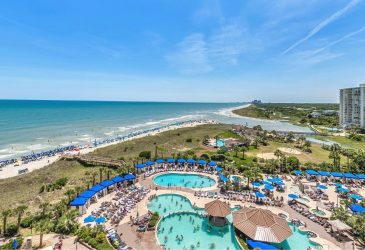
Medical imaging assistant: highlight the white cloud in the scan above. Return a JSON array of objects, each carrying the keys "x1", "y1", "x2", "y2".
[{"x1": 282, "y1": 0, "x2": 361, "y2": 55}]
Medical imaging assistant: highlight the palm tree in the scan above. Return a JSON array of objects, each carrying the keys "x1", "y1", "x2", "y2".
[
  {"x1": 329, "y1": 144, "x2": 341, "y2": 171},
  {"x1": 75, "y1": 186, "x2": 84, "y2": 196},
  {"x1": 2, "y1": 209, "x2": 12, "y2": 236},
  {"x1": 241, "y1": 146, "x2": 248, "y2": 159},
  {"x1": 91, "y1": 171, "x2": 97, "y2": 185},
  {"x1": 35, "y1": 218, "x2": 52, "y2": 247},
  {"x1": 39, "y1": 202, "x2": 50, "y2": 218},
  {"x1": 15, "y1": 205, "x2": 28, "y2": 234},
  {"x1": 243, "y1": 169, "x2": 254, "y2": 189},
  {"x1": 64, "y1": 189, "x2": 76, "y2": 204},
  {"x1": 233, "y1": 146, "x2": 239, "y2": 157},
  {"x1": 99, "y1": 168, "x2": 103, "y2": 183}
]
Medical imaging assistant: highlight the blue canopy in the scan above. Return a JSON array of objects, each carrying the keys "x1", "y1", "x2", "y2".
[
  {"x1": 350, "y1": 204, "x2": 365, "y2": 213},
  {"x1": 79, "y1": 190, "x2": 96, "y2": 198},
  {"x1": 100, "y1": 180, "x2": 114, "y2": 187},
  {"x1": 215, "y1": 167, "x2": 223, "y2": 172},
  {"x1": 334, "y1": 183, "x2": 342, "y2": 187},
  {"x1": 331, "y1": 172, "x2": 343, "y2": 178},
  {"x1": 247, "y1": 240, "x2": 278, "y2": 250},
  {"x1": 305, "y1": 170, "x2": 319, "y2": 175},
  {"x1": 272, "y1": 177, "x2": 282, "y2": 182},
  {"x1": 167, "y1": 158, "x2": 175, "y2": 163},
  {"x1": 145, "y1": 160, "x2": 155, "y2": 166},
  {"x1": 252, "y1": 182, "x2": 261, "y2": 187},
  {"x1": 337, "y1": 187, "x2": 349, "y2": 193},
  {"x1": 288, "y1": 194, "x2": 299, "y2": 199},
  {"x1": 218, "y1": 173, "x2": 228, "y2": 182},
  {"x1": 198, "y1": 159, "x2": 207, "y2": 165},
  {"x1": 111, "y1": 176, "x2": 124, "y2": 183},
  {"x1": 208, "y1": 161, "x2": 217, "y2": 167},
  {"x1": 317, "y1": 184, "x2": 328, "y2": 190},
  {"x1": 84, "y1": 215, "x2": 96, "y2": 223},
  {"x1": 255, "y1": 192, "x2": 266, "y2": 198},
  {"x1": 293, "y1": 170, "x2": 302, "y2": 175},
  {"x1": 124, "y1": 173, "x2": 135, "y2": 180},
  {"x1": 156, "y1": 159, "x2": 165, "y2": 164},
  {"x1": 187, "y1": 159, "x2": 196, "y2": 164},
  {"x1": 318, "y1": 170, "x2": 331, "y2": 177},
  {"x1": 95, "y1": 217, "x2": 107, "y2": 224},
  {"x1": 90, "y1": 184, "x2": 105, "y2": 192},
  {"x1": 70, "y1": 197, "x2": 88, "y2": 206},
  {"x1": 262, "y1": 181, "x2": 271, "y2": 186},
  {"x1": 177, "y1": 158, "x2": 186, "y2": 164},
  {"x1": 264, "y1": 184, "x2": 274, "y2": 190},
  {"x1": 356, "y1": 173, "x2": 365, "y2": 179},
  {"x1": 343, "y1": 173, "x2": 358, "y2": 179},
  {"x1": 349, "y1": 194, "x2": 363, "y2": 200},
  {"x1": 135, "y1": 163, "x2": 146, "y2": 169},
  {"x1": 267, "y1": 178, "x2": 275, "y2": 183}
]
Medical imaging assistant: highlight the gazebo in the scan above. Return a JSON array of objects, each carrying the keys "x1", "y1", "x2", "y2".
[
  {"x1": 233, "y1": 207, "x2": 292, "y2": 243},
  {"x1": 204, "y1": 200, "x2": 231, "y2": 226}
]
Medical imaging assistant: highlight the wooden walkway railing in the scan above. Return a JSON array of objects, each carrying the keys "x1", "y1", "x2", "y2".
[{"x1": 62, "y1": 154, "x2": 125, "y2": 168}]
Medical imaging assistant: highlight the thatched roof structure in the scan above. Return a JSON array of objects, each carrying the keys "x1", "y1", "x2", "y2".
[
  {"x1": 204, "y1": 200, "x2": 231, "y2": 218},
  {"x1": 233, "y1": 207, "x2": 292, "y2": 243}
]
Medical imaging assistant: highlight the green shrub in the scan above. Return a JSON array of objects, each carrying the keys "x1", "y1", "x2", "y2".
[
  {"x1": 5, "y1": 224, "x2": 18, "y2": 237},
  {"x1": 139, "y1": 151, "x2": 151, "y2": 159},
  {"x1": 20, "y1": 216, "x2": 33, "y2": 228},
  {"x1": 186, "y1": 138, "x2": 192, "y2": 142}
]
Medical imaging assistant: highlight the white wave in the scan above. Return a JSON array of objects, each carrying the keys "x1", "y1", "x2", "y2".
[{"x1": 214, "y1": 103, "x2": 251, "y2": 118}]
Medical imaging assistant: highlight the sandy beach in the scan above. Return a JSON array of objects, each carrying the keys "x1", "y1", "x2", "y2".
[{"x1": 0, "y1": 120, "x2": 216, "y2": 179}]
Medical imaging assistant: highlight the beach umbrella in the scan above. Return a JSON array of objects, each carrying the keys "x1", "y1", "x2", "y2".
[
  {"x1": 156, "y1": 159, "x2": 165, "y2": 164},
  {"x1": 267, "y1": 178, "x2": 275, "y2": 183},
  {"x1": 288, "y1": 194, "x2": 299, "y2": 199},
  {"x1": 350, "y1": 204, "x2": 365, "y2": 213},
  {"x1": 208, "y1": 161, "x2": 217, "y2": 167},
  {"x1": 187, "y1": 159, "x2": 196, "y2": 164},
  {"x1": 252, "y1": 182, "x2": 261, "y2": 187},
  {"x1": 198, "y1": 159, "x2": 206, "y2": 165},
  {"x1": 264, "y1": 184, "x2": 274, "y2": 191},
  {"x1": 293, "y1": 170, "x2": 302, "y2": 175},
  {"x1": 215, "y1": 167, "x2": 223, "y2": 172},
  {"x1": 135, "y1": 163, "x2": 146, "y2": 169},
  {"x1": 334, "y1": 183, "x2": 342, "y2": 188},
  {"x1": 95, "y1": 217, "x2": 107, "y2": 224},
  {"x1": 177, "y1": 158, "x2": 186, "y2": 164},
  {"x1": 84, "y1": 215, "x2": 96, "y2": 223},
  {"x1": 262, "y1": 181, "x2": 271, "y2": 186},
  {"x1": 145, "y1": 160, "x2": 155, "y2": 166},
  {"x1": 338, "y1": 187, "x2": 349, "y2": 193},
  {"x1": 167, "y1": 158, "x2": 175, "y2": 163},
  {"x1": 317, "y1": 184, "x2": 328, "y2": 190},
  {"x1": 349, "y1": 194, "x2": 363, "y2": 200},
  {"x1": 255, "y1": 192, "x2": 266, "y2": 198}
]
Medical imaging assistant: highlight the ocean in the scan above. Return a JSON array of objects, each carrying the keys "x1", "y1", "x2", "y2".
[{"x1": 0, "y1": 100, "x2": 311, "y2": 160}]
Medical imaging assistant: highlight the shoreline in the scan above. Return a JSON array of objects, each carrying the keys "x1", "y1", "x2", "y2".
[{"x1": 0, "y1": 120, "x2": 217, "y2": 180}]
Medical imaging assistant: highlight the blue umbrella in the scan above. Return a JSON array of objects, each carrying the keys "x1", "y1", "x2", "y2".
[
  {"x1": 135, "y1": 163, "x2": 146, "y2": 169},
  {"x1": 177, "y1": 158, "x2": 186, "y2": 164},
  {"x1": 187, "y1": 159, "x2": 196, "y2": 164},
  {"x1": 167, "y1": 158, "x2": 175, "y2": 163},
  {"x1": 215, "y1": 167, "x2": 223, "y2": 172},
  {"x1": 198, "y1": 159, "x2": 206, "y2": 165},
  {"x1": 95, "y1": 217, "x2": 107, "y2": 224},
  {"x1": 255, "y1": 192, "x2": 266, "y2": 198},
  {"x1": 338, "y1": 187, "x2": 349, "y2": 193},
  {"x1": 350, "y1": 204, "x2": 365, "y2": 213},
  {"x1": 288, "y1": 194, "x2": 299, "y2": 199},
  {"x1": 276, "y1": 181, "x2": 285, "y2": 186},
  {"x1": 293, "y1": 170, "x2": 302, "y2": 175},
  {"x1": 208, "y1": 161, "x2": 217, "y2": 167},
  {"x1": 349, "y1": 194, "x2": 363, "y2": 200},
  {"x1": 84, "y1": 215, "x2": 96, "y2": 223},
  {"x1": 145, "y1": 160, "x2": 155, "y2": 166},
  {"x1": 267, "y1": 178, "x2": 275, "y2": 183},
  {"x1": 264, "y1": 184, "x2": 274, "y2": 190},
  {"x1": 334, "y1": 183, "x2": 342, "y2": 187},
  {"x1": 317, "y1": 184, "x2": 328, "y2": 190},
  {"x1": 156, "y1": 159, "x2": 165, "y2": 164},
  {"x1": 252, "y1": 182, "x2": 261, "y2": 187},
  {"x1": 262, "y1": 181, "x2": 271, "y2": 186}
]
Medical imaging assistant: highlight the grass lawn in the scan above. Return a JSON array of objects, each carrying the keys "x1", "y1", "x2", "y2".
[{"x1": 315, "y1": 135, "x2": 365, "y2": 150}]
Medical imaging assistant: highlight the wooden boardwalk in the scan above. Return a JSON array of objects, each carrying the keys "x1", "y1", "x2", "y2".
[{"x1": 62, "y1": 154, "x2": 125, "y2": 168}]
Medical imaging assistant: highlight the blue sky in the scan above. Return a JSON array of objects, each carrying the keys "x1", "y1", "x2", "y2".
[{"x1": 0, "y1": 0, "x2": 364, "y2": 102}]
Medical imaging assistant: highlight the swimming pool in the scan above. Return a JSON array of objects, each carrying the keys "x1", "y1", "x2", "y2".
[
  {"x1": 154, "y1": 173, "x2": 216, "y2": 188},
  {"x1": 273, "y1": 223, "x2": 322, "y2": 250},
  {"x1": 216, "y1": 139, "x2": 225, "y2": 147},
  {"x1": 147, "y1": 194, "x2": 196, "y2": 216},
  {"x1": 311, "y1": 209, "x2": 327, "y2": 217}
]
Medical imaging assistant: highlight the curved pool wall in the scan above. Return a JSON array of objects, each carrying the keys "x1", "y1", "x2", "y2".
[
  {"x1": 156, "y1": 211, "x2": 242, "y2": 250},
  {"x1": 153, "y1": 173, "x2": 216, "y2": 188}
]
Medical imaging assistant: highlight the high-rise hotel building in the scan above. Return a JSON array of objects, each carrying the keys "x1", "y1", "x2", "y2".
[{"x1": 339, "y1": 83, "x2": 365, "y2": 129}]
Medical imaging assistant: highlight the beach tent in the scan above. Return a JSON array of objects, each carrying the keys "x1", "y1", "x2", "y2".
[
  {"x1": 156, "y1": 159, "x2": 165, "y2": 164},
  {"x1": 177, "y1": 158, "x2": 186, "y2": 164},
  {"x1": 100, "y1": 180, "x2": 114, "y2": 187},
  {"x1": 215, "y1": 167, "x2": 223, "y2": 172},
  {"x1": 187, "y1": 159, "x2": 196, "y2": 164},
  {"x1": 90, "y1": 184, "x2": 105, "y2": 193},
  {"x1": 343, "y1": 173, "x2": 358, "y2": 179},
  {"x1": 208, "y1": 161, "x2": 217, "y2": 167},
  {"x1": 167, "y1": 158, "x2": 175, "y2": 163},
  {"x1": 247, "y1": 240, "x2": 278, "y2": 250},
  {"x1": 84, "y1": 215, "x2": 96, "y2": 223},
  {"x1": 111, "y1": 176, "x2": 124, "y2": 183},
  {"x1": 318, "y1": 171, "x2": 331, "y2": 177},
  {"x1": 124, "y1": 173, "x2": 135, "y2": 180},
  {"x1": 288, "y1": 194, "x2": 299, "y2": 199},
  {"x1": 349, "y1": 194, "x2": 363, "y2": 200},
  {"x1": 198, "y1": 159, "x2": 207, "y2": 165},
  {"x1": 331, "y1": 172, "x2": 343, "y2": 178},
  {"x1": 305, "y1": 170, "x2": 319, "y2": 176},
  {"x1": 255, "y1": 192, "x2": 266, "y2": 198},
  {"x1": 135, "y1": 163, "x2": 146, "y2": 169},
  {"x1": 252, "y1": 182, "x2": 261, "y2": 187},
  {"x1": 356, "y1": 173, "x2": 365, "y2": 179},
  {"x1": 350, "y1": 204, "x2": 365, "y2": 213},
  {"x1": 218, "y1": 173, "x2": 228, "y2": 182},
  {"x1": 145, "y1": 160, "x2": 155, "y2": 166},
  {"x1": 79, "y1": 190, "x2": 97, "y2": 199},
  {"x1": 70, "y1": 197, "x2": 88, "y2": 206},
  {"x1": 293, "y1": 170, "x2": 302, "y2": 175},
  {"x1": 337, "y1": 187, "x2": 349, "y2": 193}
]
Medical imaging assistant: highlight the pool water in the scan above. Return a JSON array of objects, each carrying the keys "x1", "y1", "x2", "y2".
[
  {"x1": 273, "y1": 223, "x2": 322, "y2": 250},
  {"x1": 157, "y1": 212, "x2": 241, "y2": 250},
  {"x1": 311, "y1": 209, "x2": 326, "y2": 217},
  {"x1": 147, "y1": 194, "x2": 196, "y2": 216},
  {"x1": 216, "y1": 139, "x2": 225, "y2": 147},
  {"x1": 154, "y1": 173, "x2": 216, "y2": 188}
]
